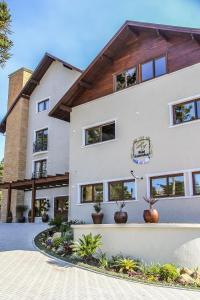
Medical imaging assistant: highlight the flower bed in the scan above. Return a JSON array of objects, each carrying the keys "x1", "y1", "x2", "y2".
[{"x1": 34, "y1": 222, "x2": 200, "y2": 290}]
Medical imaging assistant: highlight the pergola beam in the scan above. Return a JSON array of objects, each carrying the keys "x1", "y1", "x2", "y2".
[
  {"x1": 156, "y1": 29, "x2": 169, "y2": 41},
  {"x1": 6, "y1": 183, "x2": 12, "y2": 223}
]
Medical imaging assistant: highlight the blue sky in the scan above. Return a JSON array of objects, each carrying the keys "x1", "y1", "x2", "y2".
[{"x1": 0, "y1": 0, "x2": 200, "y2": 160}]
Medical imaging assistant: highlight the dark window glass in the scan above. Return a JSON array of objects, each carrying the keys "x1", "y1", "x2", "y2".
[
  {"x1": 38, "y1": 99, "x2": 49, "y2": 112},
  {"x1": 35, "y1": 199, "x2": 46, "y2": 217},
  {"x1": 197, "y1": 100, "x2": 200, "y2": 119},
  {"x1": 151, "y1": 177, "x2": 168, "y2": 197},
  {"x1": 116, "y1": 73, "x2": 126, "y2": 91},
  {"x1": 155, "y1": 56, "x2": 166, "y2": 77},
  {"x1": 81, "y1": 184, "x2": 103, "y2": 203},
  {"x1": 174, "y1": 101, "x2": 196, "y2": 124},
  {"x1": 85, "y1": 122, "x2": 115, "y2": 145},
  {"x1": 168, "y1": 175, "x2": 184, "y2": 196},
  {"x1": 34, "y1": 160, "x2": 47, "y2": 178},
  {"x1": 126, "y1": 67, "x2": 137, "y2": 87},
  {"x1": 193, "y1": 173, "x2": 200, "y2": 195},
  {"x1": 151, "y1": 174, "x2": 184, "y2": 198},
  {"x1": 141, "y1": 60, "x2": 154, "y2": 81},
  {"x1": 34, "y1": 128, "x2": 48, "y2": 152},
  {"x1": 109, "y1": 180, "x2": 135, "y2": 201}
]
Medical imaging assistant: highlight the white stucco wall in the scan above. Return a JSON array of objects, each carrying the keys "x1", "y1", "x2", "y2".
[
  {"x1": 72, "y1": 223, "x2": 200, "y2": 268},
  {"x1": 24, "y1": 60, "x2": 80, "y2": 217},
  {"x1": 69, "y1": 63, "x2": 200, "y2": 224}
]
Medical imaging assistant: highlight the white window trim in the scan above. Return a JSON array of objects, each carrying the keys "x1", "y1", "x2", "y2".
[
  {"x1": 76, "y1": 176, "x2": 138, "y2": 205},
  {"x1": 81, "y1": 119, "x2": 117, "y2": 148},
  {"x1": 32, "y1": 157, "x2": 48, "y2": 177},
  {"x1": 168, "y1": 93, "x2": 200, "y2": 128},
  {"x1": 146, "y1": 169, "x2": 188, "y2": 200},
  {"x1": 33, "y1": 127, "x2": 49, "y2": 154},
  {"x1": 36, "y1": 97, "x2": 50, "y2": 113},
  {"x1": 188, "y1": 168, "x2": 200, "y2": 197}
]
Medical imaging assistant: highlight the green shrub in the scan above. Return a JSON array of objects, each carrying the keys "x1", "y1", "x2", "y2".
[
  {"x1": 144, "y1": 263, "x2": 161, "y2": 276},
  {"x1": 159, "y1": 264, "x2": 179, "y2": 282},
  {"x1": 72, "y1": 233, "x2": 102, "y2": 261},
  {"x1": 98, "y1": 252, "x2": 109, "y2": 269},
  {"x1": 49, "y1": 215, "x2": 63, "y2": 230},
  {"x1": 113, "y1": 257, "x2": 139, "y2": 273},
  {"x1": 52, "y1": 237, "x2": 64, "y2": 248}
]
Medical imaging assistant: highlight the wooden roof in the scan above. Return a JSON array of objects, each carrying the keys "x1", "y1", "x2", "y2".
[
  {"x1": 0, "y1": 173, "x2": 69, "y2": 191},
  {"x1": 0, "y1": 53, "x2": 82, "y2": 133},
  {"x1": 49, "y1": 20, "x2": 200, "y2": 122}
]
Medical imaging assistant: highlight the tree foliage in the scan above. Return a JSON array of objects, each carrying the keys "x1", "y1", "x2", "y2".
[{"x1": 0, "y1": 1, "x2": 13, "y2": 67}]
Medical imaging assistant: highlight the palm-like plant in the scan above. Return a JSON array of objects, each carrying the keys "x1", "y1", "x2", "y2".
[
  {"x1": 72, "y1": 233, "x2": 102, "y2": 261},
  {"x1": 143, "y1": 197, "x2": 158, "y2": 210},
  {"x1": 113, "y1": 257, "x2": 139, "y2": 273}
]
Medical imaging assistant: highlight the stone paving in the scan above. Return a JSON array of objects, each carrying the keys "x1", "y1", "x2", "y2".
[{"x1": 0, "y1": 224, "x2": 199, "y2": 300}]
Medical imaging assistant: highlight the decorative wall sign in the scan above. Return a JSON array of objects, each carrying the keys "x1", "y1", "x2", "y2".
[{"x1": 131, "y1": 136, "x2": 152, "y2": 165}]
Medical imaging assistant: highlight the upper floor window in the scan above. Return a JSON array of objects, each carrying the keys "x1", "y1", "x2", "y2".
[
  {"x1": 115, "y1": 67, "x2": 137, "y2": 91},
  {"x1": 33, "y1": 159, "x2": 47, "y2": 178},
  {"x1": 150, "y1": 173, "x2": 185, "y2": 198},
  {"x1": 108, "y1": 179, "x2": 135, "y2": 201},
  {"x1": 37, "y1": 99, "x2": 49, "y2": 112},
  {"x1": 81, "y1": 183, "x2": 103, "y2": 203},
  {"x1": 33, "y1": 128, "x2": 48, "y2": 153},
  {"x1": 173, "y1": 99, "x2": 200, "y2": 125},
  {"x1": 141, "y1": 56, "x2": 167, "y2": 82},
  {"x1": 192, "y1": 171, "x2": 200, "y2": 195},
  {"x1": 85, "y1": 121, "x2": 115, "y2": 146}
]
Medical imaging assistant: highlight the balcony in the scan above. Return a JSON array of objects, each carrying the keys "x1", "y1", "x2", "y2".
[
  {"x1": 32, "y1": 170, "x2": 47, "y2": 179},
  {"x1": 33, "y1": 141, "x2": 48, "y2": 153}
]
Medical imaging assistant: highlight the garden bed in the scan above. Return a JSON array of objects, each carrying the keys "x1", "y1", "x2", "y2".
[{"x1": 34, "y1": 223, "x2": 200, "y2": 291}]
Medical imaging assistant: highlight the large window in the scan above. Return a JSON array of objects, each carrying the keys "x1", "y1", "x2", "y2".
[
  {"x1": 150, "y1": 173, "x2": 185, "y2": 198},
  {"x1": 81, "y1": 183, "x2": 103, "y2": 203},
  {"x1": 85, "y1": 122, "x2": 115, "y2": 145},
  {"x1": 141, "y1": 56, "x2": 167, "y2": 82},
  {"x1": 115, "y1": 67, "x2": 137, "y2": 91},
  {"x1": 38, "y1": 99, "x2": 49, "y2": 112},
  {"x1": 173, "y1": 99, "x2": 200, "y2": 125},
  {"x1": 35, "y1": 199, "x2": 47, "y2": 217},
  {"x1": 192, "y1": 172, "x2": 200, "y2": 195},
  {"x1": 33, "y1": 128, "x2": 48, "y2": 152},
  {"x1": 108, "y1": 180, "x2": 135, "y2": 201},
  {"x1": 33, "y1": 159, "x2": 47, "y2": 178}
]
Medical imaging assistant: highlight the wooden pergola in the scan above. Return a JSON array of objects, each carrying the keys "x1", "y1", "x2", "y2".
[{"x1": 0, "y1": 173, "x2": 69, "y2": 222}]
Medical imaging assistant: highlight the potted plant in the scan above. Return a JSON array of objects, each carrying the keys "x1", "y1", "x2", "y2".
[
  {"x1": 16, "y1": 205, "x2": 28, "y2": 223},
  {"x1": 28, "y1": 209, "x2": 32, "y2": 223},
  {"x1": 143, "y1": 197, "x2": 159, "y2": 223},
  {"x1": 91, "y1": 201, "x2": 104, "y2": 224},
  {"x1": 7, "y1": 211, "x2": 13, "y2": 223},
  {"x1": 114, "y1": 201, "x2": 128, "y2": 224},
  {"x1": 42, "y1": 199, "x2": 50, "y2": 223}
]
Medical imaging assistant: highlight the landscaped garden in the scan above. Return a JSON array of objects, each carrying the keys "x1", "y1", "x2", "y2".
[{"x1": 34, "y1": 216, "x2": 200, "y2": 290}]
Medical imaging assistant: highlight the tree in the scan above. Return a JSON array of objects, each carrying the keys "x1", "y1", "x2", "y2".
[{"x1": 0, "y1": 1, "x2": 13, "y2": 67}]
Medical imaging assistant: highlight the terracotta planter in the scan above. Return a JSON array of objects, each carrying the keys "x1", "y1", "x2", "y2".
[
  {"x1": 114, "y1": 211, "x2": 128, "y2": 224},
  {"x1": 143, "y1": 209, "x2": 159, "y2": 223},
  {"x1": 18, "y1": 216, "x2": 26, "y2": 223},
  {"x1": 92, "y1": 212, "x2": 104, "y2": 224}
]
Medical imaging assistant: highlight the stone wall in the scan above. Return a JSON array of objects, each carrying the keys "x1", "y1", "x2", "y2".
[{"x1": 1, "y1": 68, "x2": 32, "y2": 222}]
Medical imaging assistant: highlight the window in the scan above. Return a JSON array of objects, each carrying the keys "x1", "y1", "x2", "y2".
[
  {"x1": 35, "y1": 199, "x2": 47, "y2": 217},
  {"x1": 38, "y1": 99, "x2": 49, "y2": 112},
  {"x1": 192, "y1": 172, "x2": 200, "y2": 195},
  {"x1": 116, "y1": 67, "x2": 137, "y2": 91},
  {"x1": 150, "y1": 173, "x2": 185, "y2": 198},
  {"x1": 81, "y1": 183, "x2": 103, "y2": 203},
  {"x1": 141, "y1": 56, "x2": 166, "y2": 82},
  {"x1": 173, "y1": 99, "x2": 200, "y2": 125},
  {"x1": 33, "y1": 159, "x2": 47, "y2": 178},
  {"x1": 108, "y1": 180, "x2": 135, "y2": 201},
  {"x1": 33, "y1": 128, "x2": 48, "y2": 152},
  {"x1": 85, "y1": 122, "x2": 115, "y2": 145}
]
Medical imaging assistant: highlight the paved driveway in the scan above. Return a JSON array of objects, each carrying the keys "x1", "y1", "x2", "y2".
[{"x1": 0, "y1": 224, "x2": 199, "y2": 300}]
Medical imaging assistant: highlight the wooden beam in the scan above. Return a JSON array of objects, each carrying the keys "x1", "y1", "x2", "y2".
[
  {"x1": 127, "y1": 26, "x2": 140, "y2": 38},
  {"x1": 191, "y1": 33, "x2": 200, "y2": 45},
  {"x1": 79, "y1": 81, "x2": 92, "y2": 89},
  {"x1": 101, "y1": 54, "x2": 113, "y2": 64},
  {"x1": 156, "y1": 29, "x2": 169, "y2": 41},
  {"x1": 21, "y1": 93, "x2": 30, "y2": 99},
  {"x1": 60, "y1": 104, "x2": 72, "y2": 113},
  {"x1": 30, "y1": 79, "x2": 40, "y2": 85},
  {"x1": 31, "y1": 180, "x2": 36, "y2": 222},
  {"x1": 6, "y1": 183, "x2": 12, "y2": 223}
]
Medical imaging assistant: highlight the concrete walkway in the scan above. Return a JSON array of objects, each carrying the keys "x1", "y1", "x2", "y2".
[{"x1": 0, "y1": 224, "x2": 199, "y2": 300}]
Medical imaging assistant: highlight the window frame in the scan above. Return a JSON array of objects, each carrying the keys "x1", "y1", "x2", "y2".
[
  {"x1": 172, "y1": 98, "x2": 200, "y2": 125},
  {"x1": 84, "y1": 121, "x2": 116, "y2": 146},
  {"x1": 108, "y1": 179, "x2": 135, "y2": 202},
  {"x1": 114, "y1": 65, "x2": 138, "y2": 92},
  {"x1": 140, "y1": 55, "x2": 167, "y2": 83},
  {"x1": 192, "y1": 171, "x2": 200, "y2": 196},
  {"x1": 33, "y1": 159, "x2": 47, "y2": 178},
  {"x1": 34, "y1": 128, "x2": 48, "y2": 152},
  {"x1": 81, "y1": 183, "x2": 104, "y2": 203},
  {"x1": 150, "y1": 173, "x2": 185, "y2": 198},
  {"x1": 35, "y1": 198, "x2": 47, "y2": 217},
  {"x1": 37, "y1": 99, "x2": 49, "y2": 113}
]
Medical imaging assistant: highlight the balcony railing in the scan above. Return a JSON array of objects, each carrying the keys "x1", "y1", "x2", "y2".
[
  {"x1": 32, "y1": 170, "x2": 47, "y2": 179},
  {"x1": 33, "y1": 141, "x2": 48, "y2": 153}
]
